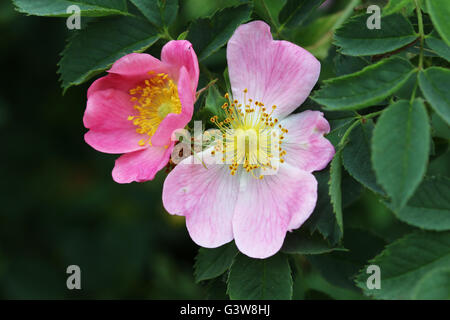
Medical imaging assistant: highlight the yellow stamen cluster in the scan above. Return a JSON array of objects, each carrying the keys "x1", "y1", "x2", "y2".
[
  {"x1": 128, "y1": 72, "x2": 181, "y2": 146},
  {"x1": 210, "y1": 89, "x2": 288, "y2": 179}
]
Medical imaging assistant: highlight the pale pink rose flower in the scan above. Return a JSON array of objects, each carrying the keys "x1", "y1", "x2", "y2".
[
  {"x1": 163, "y1": 21, "x2": 335, "y2": 259},
  {"x1": 83, "y1": 41, "x2": 199, "y2": 183}
]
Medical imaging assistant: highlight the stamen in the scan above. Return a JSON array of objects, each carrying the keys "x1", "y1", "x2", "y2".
[
  {"x1": 128, "y1": 73, "x2": 181, "y2": 146},
  {"x1": 211, "y1": 89, "x2": 288, "y2": 178}
]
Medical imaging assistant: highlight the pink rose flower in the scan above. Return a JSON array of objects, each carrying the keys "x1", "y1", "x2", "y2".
[
  {"x1": 163, "y1": 21, "x2": 335, "y2": 259},
  {"x1": 83, "y1": 41, "x2": 199, "y2": 183}
]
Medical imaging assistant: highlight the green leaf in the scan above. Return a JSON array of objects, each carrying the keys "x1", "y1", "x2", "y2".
[
  {"x1": 282, "y1": 229, "x2": 347, "y2": 255},
  {"x1": 279, "y1": 0, "x2": 325, "y2": 29},
  {"x1": 58, "y1": 16, "x2": 160, "y2": 92},
  {"x1": 392, "y1": 176, "x2": 450, "y2": 231},
  {"x1": 334, "y1": 13, "x2": 417, "y2": 56},
  {"x1": 13, "y1": 0, "x2": 128, "y2": 17},
  {"x1": 194, "y1": 242, "x2": 238, "y2": 283},
  {"x1": 227, "y1": 253, "x2": 293, "y2": 300},
  {"x1": 372, "y1": 99, "x2": 430, "y2": 211},
  {"x1": 129, "y1": 0, "x2": 178, "y2": 28},
  {"x1": 308, "y1": 228, "x2": 386, "y2": 290},
  {"x1": 418, "y1": 67, "x2": 450, "y2": 125},
  {"x1": 293, "y1": 11, "x2": 345, "y2": 60},
  {"x1": 333, "y1": 54, "x2": 369, "y2": 76},
  {"x1": 431, "y1": 112, "x2": 450, "y2": 140},
  {"x1": 254, "y1": 0, "x2": 286, "y2": 29},
  {"x1": 304, "y1": 170, "x2": 342, "y2": 245},
  {"x1": 412, "y1": 268, "x2": 450, "y2": 299},
  {"x1": 426, "y1": 0, "x2": 450, "y2": 46},
  {"x1": 426, "y1": 36, "x2": 450, "y2": 62},
  {"x1": 342, "y1": 121, "x2": 385, "y2": 194},
  {"x1": 326, "y1": 118, "x2": 355, "y2": 147},
  {"x1": 383, "y1": 0, "x2": 414, "y2": 16},
  {"x1": 312, "y1": 57, "x2": 416, "y2": 111},
  {"x1": 187, "y1": 4, "x2": 252, "y2": 61},
  {"x1": 204, "y1": 85, "x2": 227, "y2": 118},
  {"x1": 329, "y1": 149, "x2": 344, "y2": 234},
  {"x1": 356, "y1": 231, "x2": 450, "y2": 299}
]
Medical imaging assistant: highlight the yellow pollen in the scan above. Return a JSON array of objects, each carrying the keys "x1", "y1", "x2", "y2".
[
  {"x1": 128, "y1": 72, "x2": 181, "y2": 146},
  {"x1": 211, "y1": 88, "x2": 288, "y2": 179}
]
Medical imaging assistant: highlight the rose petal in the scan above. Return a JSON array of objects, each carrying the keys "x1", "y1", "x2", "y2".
[
  {"x1": 112, "y1": 143, "x2": 174, "y2": 183},
  {"x1": 84, "y1": 89, "x2": 146, "y2": 154},
  {"x1": 163, "y1": 149, "x2": 239, "y2": 248},
  {"x1": 161, "y1": 40, "x2": 199, "y2": 93},
  {"x1": 232, "y1": 164, "x2": 317, "y2": 258},
  {"x1": 87, "y1": 53, "x2": 166, "y2": 99},
  {"x1": 281, "y1": 110, "x2": 335, "y2": 172},
  {"x1": 227, "y1": 20, "x2": 320, "y2": 120}
]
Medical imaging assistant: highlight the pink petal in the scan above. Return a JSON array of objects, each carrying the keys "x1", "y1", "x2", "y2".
[
  {"x1": 162, "y1": 149, "x2": 239, "y2": 248},
  {"x1": 150, "y1": 67, "x2": 195, "y2": 147},
  {"x1": 83, "y1": 89, "x2": 146, "y2": 154},
  {"x1": 232, "y1": 164, "x2": 318, "y2": 259},
  {"x1": 108, "y1": 52, "x2": 165, "y2": 77},
  {"x1": 112, "y1": 143, "x2": 174, "y2": 183},
  {"x1": 161, "y1": 40, "x2": 200, "y2": 93},
  {"x1": 227, "y1": 20, "x2": 321, "y2": 120},
  {"x1": 87, "y1": 53, "x2": 166, "y2": 99},
  {"x1": 280, "y1": 110, "x2": 335, "y2": 172}
]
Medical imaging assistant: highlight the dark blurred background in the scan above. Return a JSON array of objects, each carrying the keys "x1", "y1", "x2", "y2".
[
  {"x1": 0, "y1": 0, "x2": 229, "y2": 299},
  {"x1": 0, "y1": 0, "x2": 419, "y2": 299}
]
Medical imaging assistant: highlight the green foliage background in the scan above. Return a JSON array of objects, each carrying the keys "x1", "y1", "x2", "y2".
[{"x1": 2, "y1": 0, "x2": 449, "y2": 299}]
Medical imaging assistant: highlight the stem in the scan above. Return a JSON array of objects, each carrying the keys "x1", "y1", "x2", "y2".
[
  {"x1": 338, "y1": 120, "x2": 360, "y2": 148},
  {"x1": 161, "y1": 27, "x2": 173, "y2": 41},
  {"x1": 195, "y1": 78, "x2": 218, "y2": 100},
  {"x1": 415, "y1": 0, "x2": 424, "y2": 69},
  {"x1": 359, "y1": 110, "x2": 384, "y2": 120}
]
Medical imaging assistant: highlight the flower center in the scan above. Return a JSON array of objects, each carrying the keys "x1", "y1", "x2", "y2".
[
  {"x1": 210, "y1": 89, "x2": 288, "y2": 179},
  {"x1": 128, "y1": 72, "x2": 181, "y2": 146}
]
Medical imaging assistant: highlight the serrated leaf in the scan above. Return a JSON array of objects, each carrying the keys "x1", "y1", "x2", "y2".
[
  {"x1": 279, "y1": 0, "x2": 325, "y2": 29},
  {"x1": 333, "y1": 54, "x2": 370, "y2": 76},
  {"x1": 383, "y1": 0, "x2": 414, "y2": 16},
  {"x1": 194, "y1": 242, "x2": 238, "y2": 283},
  {"x1": 308, "y1": 228, "x2": 386, "y2": 290},
  {"x1": 392, "y1": 176, "x2": 450, "y2": 231},
  {"x1": 254, "y1": 0, "x2": 286, "y2": 29},
  {"x1": 325, "y1": 118, "x2": 355, "y2": 147},
  {"x1": 187, "y1": 4, "x2": 252, "y2": 61},
  {"x1": 304, "y1": 170, "x2": 342, "y2": 245},
  {"x1": 312, "y1": 56, "x2": 416, "y2": 111},
  {"x1": 13, "y1": 0, "x2": 128, "y2": 17},
  {"x1": 342, "y1": 121, "x2": 385, "y2": 194},
  {"x1": 418, "y1": 67, "x2": 450, "y2": 125},
  {"x1": 426, "y1": 0, "x2": 450, "y2": 46},
  {"x1": 356, "y1": 231, "x2": 450, "y2": 299},
  {"x1": 426, "y1": 36, "x2": 450, "y2": 62},
  {"x1": 334, "y1": 13, "x2": 417, "y2": 56},
  {"x1": 329, "y1": 149, "x2": 343, "y2": 234},
  {"x1": 282, "y1": 229, "x2": 346, "y2": 255},
  {"x1": 304, "y1": 168, "x2": 362, "y2": 245},
  {"x1": 129, "y1": 0, "x2": 178, "y2": 28},
  {"x1": 412, "y1": 268, "x2": 450, "y2": 299},
  {"x1": 227, "y1": 253, "x2": 292, "y2": 300},
  {"x1": 372, "y1": 99, "x2": 430, "y2": 211},
  {"x1": 58, "y1": 16, "x2": 160, "y2": 92}
]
